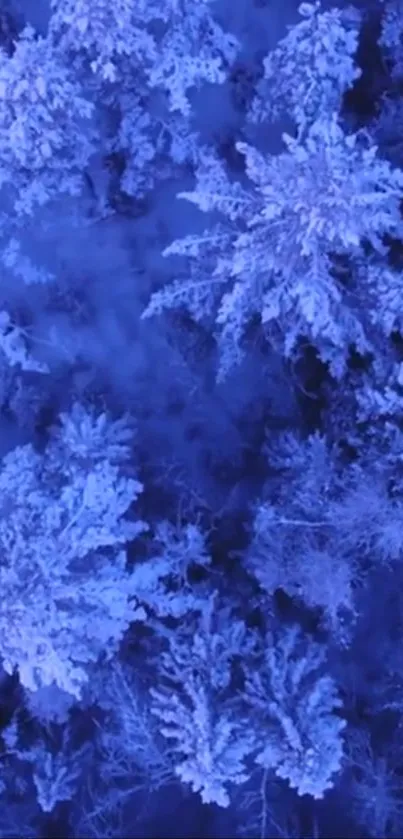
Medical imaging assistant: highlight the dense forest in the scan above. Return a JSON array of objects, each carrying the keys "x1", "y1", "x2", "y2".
[{"x1": 1, "y1": 0, "x2": 403, "y2": 836}]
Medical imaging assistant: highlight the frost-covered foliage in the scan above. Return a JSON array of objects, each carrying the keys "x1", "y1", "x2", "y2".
[
  {"x1": 49, "y1": 0, "x2": 238, "y2": 196},
  {"x1": 0, "y1": 404, "x2": 147, "y2": 697},
  {"x1": 0, "y1": 736, "x2": 39, "y2": 838},
  {"x1": 247, "y1": 425, "x2": 403, "y2": 637},
  {"x1": 145, "y1": 0, "x2": 239, "y2": 117},
  {"x1": 2, "y1": 237, "x2": 54, "y2": 285},
  {"x1": 379, "y1": 0, "x2": 403, "y2": 78},
  {"x1": 72, "y1": 661, "x2": 175, "y2": 837},
  {"x1": 30, "y1": 745, "x2": 82, "y2": 813},
  {"x1": 50, "y1": 0, "x2": 155, "y2": 194},
  {"x1": 1, "y1": 0, "x2": 403, "y2": 834},
  {"x1": 246, "y1": 433, "x2": 357, "y2": 636},
  {"x1": 119, "y1": 107, "x2": 200, "y2": 196},
  {"x1": 251, "y1": 1, "x2": 362, "y2": 136},
  {"x1": 0, "y1": 311, "x2": 49, "y2": 372},
  {"x1": 248, "y1": 503, "x2": 357, "y2": 636},
  {"x1": 129, "y1": 521, "x2": 211, "y2": 618},
  {"x1": 150, "y1": 595, "x2": 257, "y2": 807},
  {"x1": 144, "y1": 121, "x2": 403, "y2": 377},
  {"x1": 3, "y1": 717, "x2": 88, "y2": 814},
  {"x1": 49, "y1": 0, "x2": 157, "y2": 82},
  {"x1": 370, "y1": 95, "x2": 403, "y2": 168},
  {"x1": 94, "y1": 663, "x2": 172, "y2": 779},
  {"x1": 244, "y1": 626, "x2": 346, "y2": 798},
  {"x1": 329, "y1": 465, "x2": 403, "y2": 566},
  {"x1": 24, "y1": 683, "x2": 77, "y2": 726},
  {"x1": 355, "y1": 359, "x2": 403, "y2": 428},
  {"x1": 50, "y1": 0, "x2": 238, "y2": 106},
  {"x1": 346, "y1": 730, "x2": 403, "y2": 838},
  {"x1": 47, "y1": 401, "x2": 135, "y2": 466},
  {"x1": 0, "y1": 25, "x2": 95, "y2": 215},
  {"x1": 352, "y1": 254, "x2": 403, "y2": 338}
]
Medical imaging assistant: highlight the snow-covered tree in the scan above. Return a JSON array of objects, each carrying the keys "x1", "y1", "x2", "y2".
[
  {"x1": 378, "y1": 0, "x2": 403, "y2": 79},
  {"x1": 370, "y1": 95, "x2": 403, "y2": 168},
  {"x1": 129, "y1": 520, "x2": 212, "y2": 619},
  {"x1": 0, "y1": 25, "x2": 95, "y2": 216},
  {"x1": 329, "y1": 464, "x2": 403, "y2": 566},
  {"x1": 0, "y1": 404, "x2": 147, "y2": 698},
  {"x1": 0, "y1": 311, "x2": 49, "y2": 372},
  {"x1": 346, "y1": 730, "x2": 403, "y2": 838},
  {"x1": 50, "y1": 0, "x2": 238, "y2": 110},
  {"x1": 2, "y1": 715, "x2": 89, "y2": 815},
  {"x1": 245, "y1": 432, "x2": 357, "y2": 637},
  {"x1": 352, "y1": 254, "x2": 403, "y2": 339},
  {"x1": 50, "y1": 0, "x2": 238, "y2": 197},
  {"x1": 145, "y1": 0, "x2": 239, "y2": 117},
  {"x1": 247, "y1": 503, "x2": 357, "y2": 638},
  {"x1": 45, "y1": 401, "x2": 135, "y2": 468},
  {"x1": 150, "y1": 595, "x2": 257, "y2": 806},
  {"x1": 250, "y1": 1, "x2": 362, "y2": 137},
  {"x1": 144, "y1": 119, "x2": 403, "y2": 378},
  {"x1": 71, "y1": 659, "x2": 175, "y2": 837},
  {"x1": 49, "y1": 0, "x2": 157, "y2": 83},
  {"x1": 244, "y1": 626, "x2": 346, "y2": 799}
]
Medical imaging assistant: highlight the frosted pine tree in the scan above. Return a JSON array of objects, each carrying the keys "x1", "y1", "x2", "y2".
[
  {"x1": 50, "y1": 0, "x2": 238, "y2": 196},
  {"x1": 250, "y1": 1, "x2": 362, "y2": 137},
  {"x1": 244, "y1": 626, "x2": 346, "y2": 799},
  {"x1": 150, "y1": 595, "x2": 257, "y2": 806},
  {"x1": 0, "y1": 405, "x2": 147, "y2": 698},
  {"x1": 49, "y1": 0, "x2": 157, "y2": 82},
  {"x1": 0, "y1": 25, "x2": 95, "y2": 217},
  {"x1": 144, "y1": 119, "x2": 403, "y2": 378}
]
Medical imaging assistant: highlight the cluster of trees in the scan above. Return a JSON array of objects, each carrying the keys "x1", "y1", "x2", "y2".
[{"x1": 0, "y1": 0, "x2": 402, "y2": 836}]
